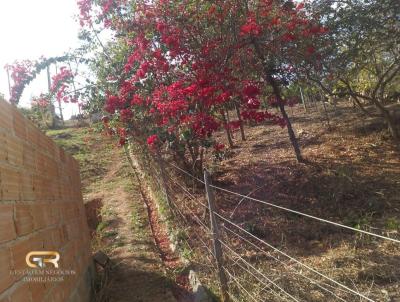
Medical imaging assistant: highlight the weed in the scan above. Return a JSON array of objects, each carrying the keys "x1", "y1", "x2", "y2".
[
  {"x1": 102, "y1": 230, "x2": 118, "y2": 238},
  {"x1": 115, "y1": 241, "x2": 125, "y2": 247},
  {"x1": 180, "y1": 245, "x2": 193, "y2": 260},
  {"x1": 385, "y1": 217, "x2": 400, "y2": 230},
  {"x1": 97, "y1": 221, "x2": 110, "y2": 232}
]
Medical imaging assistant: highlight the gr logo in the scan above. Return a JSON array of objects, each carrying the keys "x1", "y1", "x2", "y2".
[{"x1": 26, "y1": 251, "x2": 60, "y2": 268}]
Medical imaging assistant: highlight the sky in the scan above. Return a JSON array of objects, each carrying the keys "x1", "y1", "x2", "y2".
[{"x1": 0, "y1": 0, "x2": 82, "y2": 119}]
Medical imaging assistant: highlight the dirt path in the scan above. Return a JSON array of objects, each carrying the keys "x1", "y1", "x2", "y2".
[{"x1": 86, "y1": 147, "x2": 179, "y2": 302}]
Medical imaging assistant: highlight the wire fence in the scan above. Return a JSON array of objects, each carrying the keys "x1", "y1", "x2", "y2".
[{"x1": 142, "y1": 157, "x2": 400, "y2": 302}]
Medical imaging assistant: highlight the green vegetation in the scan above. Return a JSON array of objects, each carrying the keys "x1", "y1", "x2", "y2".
[{"x1": 47, "y1": 125, "x2": 113, "y2": 195}]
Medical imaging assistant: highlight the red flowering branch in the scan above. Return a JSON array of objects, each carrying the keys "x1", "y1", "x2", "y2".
[{"x1": 4, "y1": 55, "x2": 71, "y2": 104}]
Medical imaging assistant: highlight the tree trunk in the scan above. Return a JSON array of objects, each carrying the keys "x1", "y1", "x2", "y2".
[
  {"x1": 367, "y1": 96, "x2": 399, "y2": 143},
  {"x1": 251, "y1": 38, "x2": 303, "y2": 162},
  {"x1": 46, "y1": 66, "x2": 56, "y2": 128},
  {"x1": 58, "y1": 100, "x2": 64, "y2": 126},
  {"x1": 221, "y1": 109, "x2": 234, "y2": 148},
  {"x1": 235, "y1": 102, "x2": 246, "y2": 141},
  {"x1": 267, "y1": 75, "x2": 303, "y2": 162},
  {"x1": 320, "y1": 92, "x2": 331, "y2": 130},
  {"x1": 378, "y1": 106, "x2": 399, "y2": 142}
]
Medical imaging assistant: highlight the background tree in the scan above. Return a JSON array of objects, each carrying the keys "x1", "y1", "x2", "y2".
[{"x1": 307, "y1": 0, "x2": 400, "y2": 141}]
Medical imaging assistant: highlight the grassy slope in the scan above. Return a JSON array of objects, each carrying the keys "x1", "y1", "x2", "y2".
[
  {"x1": 47, "y1": 126, "x2": 179, "y2": 302},
  {"x1": 47, "y1": 126, "x2": 113, "y2": 197}
]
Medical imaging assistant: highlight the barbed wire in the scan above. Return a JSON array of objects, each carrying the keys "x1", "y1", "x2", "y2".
[
  {"x1": 165, "y1": 160, "x2": 400, "y2": 244},
  {"x1": 221, "y1": 224, "x2": 348, "y2": 302},
  {"x1": 220, "y1": 239, "x2": 301, "y2": 302},
  {"x1": 211, "y1": 185, "x2": 400, "y2": 244},
  {"x1": 224, "y1": 267, "x2": 262, "y2": 302},
  {"x1": 157, "y1": 160, "x2": 394, "y2": 301},
  {"x1": 224, "y1": 250, "x2": 287, "y2": 301},
  {"x1": 216, "y1": 212, "x2": 376, "y2": 302}
]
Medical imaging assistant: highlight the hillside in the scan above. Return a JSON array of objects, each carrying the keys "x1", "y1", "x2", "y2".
[
  {"x1": 159, "y1": 101, "x2": 400, "y2": 301},
  {"x1": 47, "y1": 126, "x2": 187, "y2": 302},
  {"x1": 45, "y1": 99, "x2": 400, "y2": 301}
]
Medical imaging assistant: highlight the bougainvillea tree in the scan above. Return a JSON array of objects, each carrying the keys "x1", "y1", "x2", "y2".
[
  {"x1": 7, "y1": 0, "x2": 327, "y2": 169},
  {"x1": 5, "y1": 56, "x2": 71, "y2": 105},
  {"x1": 73, "y1": 0, "x2": 328, "y2": 169},
  {"x1": 5, "y1": 54, "x2": 88, "y2": 127}
]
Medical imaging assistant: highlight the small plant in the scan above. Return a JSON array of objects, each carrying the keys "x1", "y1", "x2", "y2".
[
  {"x1": 175, "y1": 229, "x2": 189, "y2": 242},
  {"x1": 181, "y1": 245, "x2": 193, "y2": 261},
  {"x1": 385, "y1": 217, "x2": 400, "y2": 230},
  {"x1": 102, "y1": 230, "x2": 118, "y2": 238},
  {"x1": 96, "y1": 220, "x2": 110, "y2": 232}
]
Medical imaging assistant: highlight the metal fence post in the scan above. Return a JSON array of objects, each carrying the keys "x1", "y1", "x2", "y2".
[{"x1": 204, "y1": 169, "x2": 230, "y2": 302}]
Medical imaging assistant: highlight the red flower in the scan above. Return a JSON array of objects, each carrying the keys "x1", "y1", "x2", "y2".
[
  {"x1": 131, "y1": 95, "x2": 144, "y2": 106},
  {"x1": 101, "y1": 116, "x2": 109, "y2": 124},
  {"x1": 147, "y1": 134, "x2": 159, "y2": 147},
  {"x1": 296, "y1": 2, "x2": 305, "y2": 10},
  {"x1": 247, "y1": 98, "x2": 260, "y2": 109},
  {"x1": 119, "y1": 137, "x2": 127, "y2": 146},
  {"x1": 120, "y1": 108, "x2": 133, "y2": 122},
  {"x1": 306, "y1": 46, "x2": 315, "y2": 55},
  {"x1": 240, "y1": 16, "x2": 262, "y2": 36},
  {"x1": 214, "y1": 143, "x2": 225, "y2": 152},
  {"x1": 242, "y1": 83, "x2": 260, "y2": 98},
  {"x1": 228, "y1": 121, "x2": 242, "y2": 130},
  {"x1": 282, "y1": 33, "x2": 296, "y2": 42}
]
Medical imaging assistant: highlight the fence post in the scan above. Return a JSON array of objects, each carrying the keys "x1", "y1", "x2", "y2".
[
  {"x1": 204, "y1": 169, "x2": 230, "y2": 302},
  {"x1": 319, "y1": 91, "x2": 331, "y2": 130},
  {"x1": 155, "y1": 152, "x2": 173, "y2": 211},
  {"x1": 299, "y1": 87, "x2": 308, "y2": 112}
]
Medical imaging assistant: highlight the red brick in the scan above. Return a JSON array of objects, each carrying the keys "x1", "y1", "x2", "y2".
[
  {"x1": 48, "y1": 205, "x2": 61, "y2": 226},
  {"x1": 14, "y1": 204, "x2": 34, "y2": 236},
  {"x1": 39, "y1": 228, "x2": 56, "y2": 251},
  {"x1": 0, "y1": 132, "x2": 7, "y2": 162},
  {"x1": 35, "y1": 152, "x2": 48, "y2": 175},
  {"x1": 0, "y1": 165, "x2": 21, "y2": 201},
  {"x1": 45, "y1": 284, "x2": 64, "y2": 302},
  {"x1": 11, "y1": 234, "x2": 44, "y2": 272},
  {"x1": 0, "y1": 204, "x2": 16, "y2": 243},
  {"x1": 29, "y1": 281, "x2": 47, "y2": 302},
  {"x1": 51, "y1": 228, "x2": 64, "y2": 250},
  {"x1": 21, "y1": 173, "x2": 34, "y2": 201},
  {"x1": 12, "y1": 109, "x2": 26, "y2": 141},
  {"x1": 0, "y1": 100, "x2": 13, "y2": 132},
  {"x1": 10, "y1": 282, "x2": 31, "y2": 302},
  {"x1": 6, "y1": 135, "x2": 23, "y2": 167},
  {"x1": 30, "y1": 204, "x2": 48, "y2": 230},
  {"x1": 0, "y1": 247, "x2": 14, "y2": 293},
  {"x1": 22, "y1": 143, "x2": 36, "y2": 173},
  {"x1": 60, "y1": 224, "x2": 69, "y2": 245},
  {"x1": 25, "y1": 122, "x2": 40, "y2": 148}
]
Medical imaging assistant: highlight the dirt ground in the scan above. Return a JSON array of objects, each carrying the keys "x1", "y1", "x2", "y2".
[
  {"x1": 48, "y1": 100, "x2": 400, "y2": 301},
  {"x1": 165, "y1": 101, "x2": 400, "y2": 301},
  {"x1": 49, "y1": 128, "x2": 190, "y2": 302}
]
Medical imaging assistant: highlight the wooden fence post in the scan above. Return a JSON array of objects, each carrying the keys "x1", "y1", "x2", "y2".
[
  {"x1": 204, "y1": 169, "x2": 230, "y2": 302},
  {"x1": 299, "y1": 87, "x2": 308, "y2": 112},
  {"x1": 155, "y1": 152, "x2": 173, "y2": 211},
  {"x1": 319, "y1": 91, "x2": 331, "y2": 130}
]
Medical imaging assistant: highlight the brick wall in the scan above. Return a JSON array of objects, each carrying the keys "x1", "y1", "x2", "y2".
[{"x1": 0, "y1": 99, "x2": 93, "y2": 302}]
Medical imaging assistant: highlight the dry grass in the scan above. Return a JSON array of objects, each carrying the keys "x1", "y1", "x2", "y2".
[{"x1": 163, "y1": 101, "x2": 400, "y2": 301}]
